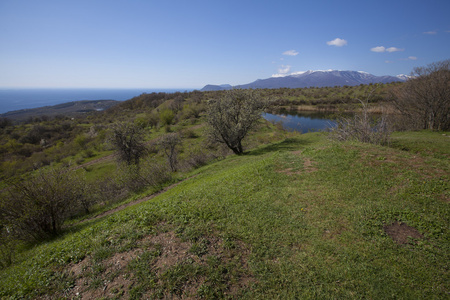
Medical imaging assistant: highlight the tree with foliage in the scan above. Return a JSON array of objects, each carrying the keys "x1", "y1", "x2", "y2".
[
  {"x1": 206, "y1": 89, "x2": 268, "y2": 155},
  {"x1": 159, "y1": 108, "x2": 175, "y2": 127},
  {"x1": 392, "y1": 59, "x2": 450, "y2": 131},
  {"x1": 110, "y1": 122, "x2": 147, "y2": 166}
]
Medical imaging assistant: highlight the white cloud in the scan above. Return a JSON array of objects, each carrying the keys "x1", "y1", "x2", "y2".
[
  {"x1": 278, "y1": 65, "x2": 291, "y2": 74},
  {"x1": 424, "y1": 31, "x2": 437, "y2": 35},
  {"x1": 385, "y1": 60, "x2": 394, "y2": 64},
  {"x1": 326, "y1": 38, "x2": 347, "y2": 47},
  {"x1": 272, "y1": 65, "x2": 291, "y2": 77},
  {"x1": 386, "y1": 47, "x2": 404, "y2": 52},
  {"x1": 371, "y1": 46, "x2": 404, "y2": 53},
  {"x1": 371, "y1": 46, "x2": 386, "y2": 52},
  {"x1": 283, "y1": 50, "x2": 299, "y2": 56}
]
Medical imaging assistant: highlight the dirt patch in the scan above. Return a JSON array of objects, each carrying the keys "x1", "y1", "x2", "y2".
[
  {"x1": 67, "y1": 250, "x2": 141, "y2": 299},
  {"x1": 277, "y1": 157, "x2": 317, "y2": 175},
  {"x1": 278, "y1": 167, "x2": 302, "y2": 176},
  {"x1": 384, "y1": 222, "x2": 423, "y2": 245},
  {"x1": 64, "y1": 226, "x2": 253, "y2": 299},
  {"x1": 291, "y1": 150, "x2": 303, "y2": 156},
  {"x1": 303, "y1": 158, "x2": 318, "y2": 173}
]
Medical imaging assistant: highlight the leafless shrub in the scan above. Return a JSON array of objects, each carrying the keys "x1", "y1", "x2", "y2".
[
  {"x1": 95, "y1": 177, "x2": 129, "y2": 205},
  {"x1": 158, "y1": 133, "x2": 181, "y2": 172},
  {"x1": 110, "y1": 122, "x2": 147, "y2": 166},
  {"x1": 183, "y1": 151, "x2": 217, "y2": 170},
  {"x1": 114, "y1": 159, "x2": 172, "y2": 194},
  {"x1": 139, "y1": 160, "x2": 172, "y2": 187},
  {"x1": 1, "y1": 166, "x2": 89, "y2": 240},
  {"x1": 0, "y1": 225, "x2": 15, "y2": 268},
  {"x1": 330, "y1": 87, "x2": 391, "y2": 145}
]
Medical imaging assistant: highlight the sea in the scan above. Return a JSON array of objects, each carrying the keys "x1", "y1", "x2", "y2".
[{"x1": 0, "y1": 88, "x2": 193, "y2": 114}]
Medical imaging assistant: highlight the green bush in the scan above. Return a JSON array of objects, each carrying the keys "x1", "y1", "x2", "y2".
[{"x1": 160, "y1": 109, "x2": 175, "y2": 126}]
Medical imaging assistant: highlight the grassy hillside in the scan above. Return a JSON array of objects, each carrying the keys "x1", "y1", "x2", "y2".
[{"x1": 0, "y1": 130, "x2": 448, "y2": 299}]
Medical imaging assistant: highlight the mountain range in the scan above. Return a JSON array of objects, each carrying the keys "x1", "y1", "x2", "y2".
[{"x1": 201, "y1": 70, "x2": 409, "y2": 91}]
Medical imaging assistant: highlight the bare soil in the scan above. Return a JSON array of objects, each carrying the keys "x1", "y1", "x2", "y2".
[
  {"x1": 383, "y1": 222, "x2": 423, "y2": 245},
  {"x1": 63, "y1": 225, "x2": 253, "y2": 299}
]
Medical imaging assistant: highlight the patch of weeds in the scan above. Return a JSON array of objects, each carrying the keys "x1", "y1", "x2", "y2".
[
  {"x1": 129, "y1": 285, "x2": 145, "y2": 300},
  {"x1": 127, "y1": 249, "x2": 161, "y2": 298},
  {"x1": 110, "y1": 286, "x2": 125, "y2": 297},
  {"x1": 92, "y1": 245, "x2": 115, "y2": 262},
  {"x1": 91, "y1": 261, "x2": 106, "y2": 277},
  {"x1": 223, "y1": 235, "x2": 237, "y2": 250},
  {"x1": 176, "y1": 224, "x2": 204, "y2": 242},
  {"x1": 89, "y1": 275, "x2": 104, "y2": 290},
  {"x1": 197, "y1": 254, "x2": 251, "y2": 298},
  {"x1": 189, "y1": 238, "x2": 210, "y2": 257},
  {"x1": 159, "y1": 262, "x2": 204, "y2": 297}
]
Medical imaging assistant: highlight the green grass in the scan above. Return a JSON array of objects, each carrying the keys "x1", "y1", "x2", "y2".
[
  {"x1": 0, "y1": 131, "x2": 448, "y2": 299},
  {"x1": 391, "y1": 130, "x2": 450, "y2": 158}
]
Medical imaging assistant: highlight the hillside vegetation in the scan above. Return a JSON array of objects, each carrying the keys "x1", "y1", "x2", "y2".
[
  {"x1": 0, "y1": 63, "x2": 449, "y2": 298},
  {"x1": 0, "y1": 129, "x2": 449, "y2": 298}
]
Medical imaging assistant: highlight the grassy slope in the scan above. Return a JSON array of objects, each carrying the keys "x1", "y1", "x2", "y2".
[{"x1": 0, "y1": 131, "x2": 448, "y2": 299}]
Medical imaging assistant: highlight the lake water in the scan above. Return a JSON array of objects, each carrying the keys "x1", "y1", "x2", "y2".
[
  {"x1": 0, "y1": 88, "x2": 192, "y2": 114},
  {"x1": 263, "y1": 110, "x2": 337, "y2": 133}
]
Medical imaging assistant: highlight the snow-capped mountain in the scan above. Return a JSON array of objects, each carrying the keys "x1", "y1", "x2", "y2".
[
  {"x1": 395, "y1": 74, "x2": 413, "y2": 81},
  {"x1": 201, "y1": 70, "x2": 407, "y2": 91}
]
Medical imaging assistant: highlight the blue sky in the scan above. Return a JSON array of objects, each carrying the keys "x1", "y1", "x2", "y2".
[{"x1": 0, "y1": 0, "x2": 449, "y2": 89}]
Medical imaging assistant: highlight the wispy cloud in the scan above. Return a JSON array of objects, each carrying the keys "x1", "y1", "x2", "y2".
[
  {"x1": 283, "y1": 50, "x2": 299, "y2": 56},
  {"x1": 371, "y1": 46, "x2": 386, "y2": 52},
  {"x1": 326, "y1": 38, "x2": 347, "y2": 47},
  {"x1": 400, "y1": 56, "x2": 418, "y2": 61},
  {"x1": 386, "y1": 47, "x2": 404, "y2": 52},
  {"x1": 278, "y1": 65, "x2": 291, "y2": 74},
  {"x1": 371, "y1": 46, "x2": 404, "y2": 53},
  {"x1": 423, "y1": 31, "x2": 437, "y2": 35},
  {"x1": 272, "y1": 65, "x2": 291, "y2": 77}
]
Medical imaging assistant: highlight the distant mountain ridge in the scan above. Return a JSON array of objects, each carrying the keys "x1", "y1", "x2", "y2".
[
  {"x1": 201, "y1": 84, "x2": 232, "y2": 91},
  {"x1": 201, "y1": 70, "x2": 409, "y2": 91}
]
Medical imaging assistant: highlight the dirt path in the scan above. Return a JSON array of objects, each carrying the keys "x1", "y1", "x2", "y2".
[
  {"x1": 76, "y1": 175, "x2": 197, "y2": 225},
  {"x1": 73, "y1": 153, "x2": 116, "y2": 170}
]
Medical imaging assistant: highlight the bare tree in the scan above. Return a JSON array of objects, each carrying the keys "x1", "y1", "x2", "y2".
[
  {"x1": 159, "y1": 133, "x2": 181, "y2": 172},
  {"x1": 2, "y1": 166, "x2": 87, "y2": 240},
  {"x1": 392, "y1": 59, "x2": 450, "y2": 131},
  {"x1": 110, "y1": 122, "x2": 147, "y2": 166},
  {"x1": 206, "y1": 89, "x2": 268, "y2": 155}
]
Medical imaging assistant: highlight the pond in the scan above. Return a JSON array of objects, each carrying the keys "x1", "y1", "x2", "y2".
[{"x1": 263, "y1": 110, "x2": 339, "y2": 133}]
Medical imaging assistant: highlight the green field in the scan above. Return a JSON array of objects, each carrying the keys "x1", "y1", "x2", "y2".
[{"x1": 0, "y1": 130, "x2": 448, "y2": 299}]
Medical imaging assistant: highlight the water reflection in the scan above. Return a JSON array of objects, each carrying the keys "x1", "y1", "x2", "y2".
[{"x1": 263, "y1": 110, "x2": 338, "y2": 133}]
